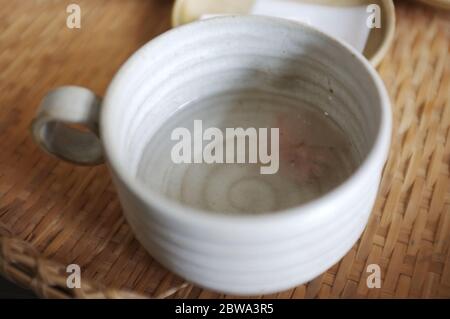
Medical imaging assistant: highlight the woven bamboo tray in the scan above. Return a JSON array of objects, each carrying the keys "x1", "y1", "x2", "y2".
[{"x1": 0, "y1": 0, "x2": 449, "y2": 299}]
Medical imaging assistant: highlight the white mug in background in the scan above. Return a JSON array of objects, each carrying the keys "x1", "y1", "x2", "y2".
[{"x1": 31, "y1": 16, "x2": 392, "y2": 295}]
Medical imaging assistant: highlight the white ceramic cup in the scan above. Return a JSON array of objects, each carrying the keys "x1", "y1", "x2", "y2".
[{"x1": 31, "y1": 16, "x2": 392, "y2": 295}]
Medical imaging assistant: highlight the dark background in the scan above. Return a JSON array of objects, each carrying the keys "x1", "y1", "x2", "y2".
[{"x1": 0, "y1": 276, "x2": 36, "y2": 299}]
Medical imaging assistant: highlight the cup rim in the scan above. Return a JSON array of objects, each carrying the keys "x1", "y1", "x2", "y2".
[
  {"x1": 171, "y1": 0, "x2": 396, "y2": 67},
  {"x1": 101, "y1": 15, "x2": 392, "y2": 227}
]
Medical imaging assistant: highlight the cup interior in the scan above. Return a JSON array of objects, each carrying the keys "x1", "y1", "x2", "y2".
[{"x1": 102, "y1": 16, "x2": 384, "y2": 215}]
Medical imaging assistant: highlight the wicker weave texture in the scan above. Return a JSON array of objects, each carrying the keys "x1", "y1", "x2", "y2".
[{"x1": 0, "y1": 0, "x2": 449, "y2": 298}]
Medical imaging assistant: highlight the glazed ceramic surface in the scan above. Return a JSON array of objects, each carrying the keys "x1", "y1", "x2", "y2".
[
  {"x1": 32, "y1": 16, "x2": 392, "y2": 295},
  {"x1": 171, "y1": 0, "x2": 396, "y2": 67}
]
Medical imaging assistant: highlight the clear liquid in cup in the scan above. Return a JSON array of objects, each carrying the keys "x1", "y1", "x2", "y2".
[{"x1": 137, "y1": 91, "x2": 360, "y2": 215}]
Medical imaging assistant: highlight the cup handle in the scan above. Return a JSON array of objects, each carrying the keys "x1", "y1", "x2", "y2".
[{"x1": 31, "y1": 86, "x2": 104, "y2": 165}]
